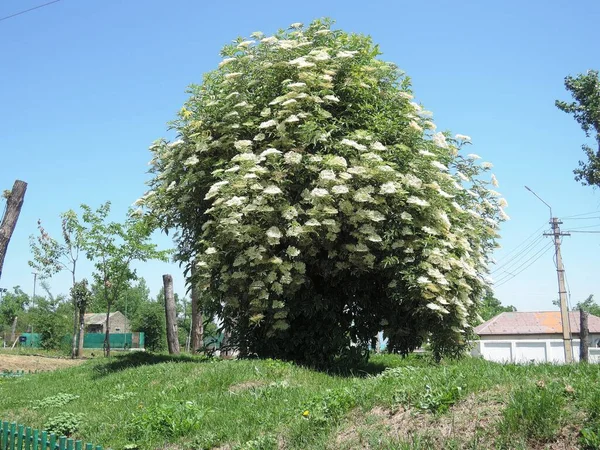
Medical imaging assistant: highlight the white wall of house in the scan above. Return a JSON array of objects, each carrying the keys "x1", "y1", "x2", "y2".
[{"x1": 472, "y1": 338, "x2": 600, "y2": 364}]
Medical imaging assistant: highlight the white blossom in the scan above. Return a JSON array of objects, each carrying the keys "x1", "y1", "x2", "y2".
[
  {"x1": 455, "y1": 134, "x2": 471, "y2": 141},
  {"x1": 422, "y1": 226, "x2": 438, "y2": 235},
  {"x1": 282, "y1": 99, "x2": 297, "y2": 106},
  {"x1": 305, "y1": 218, "x2": 321, "y2": 227},
  {"x1": 224, "y1": 165, "x2": 240, "y2": 173},
  {"x1": 184, "y1": 155, "x2": 199, "y2": 166},
  {"x1": 253, "y1": 133, "x2": 266, "y2": 141},
  {"x1": 266, "y1": 227, "x2": 282, "y2": 239},
  {"x1": 419, "y1": 150, "x2": 435, "y2": 157},
  {"x1": 456, "y1": 171, "x2": 469, "y2": 182},
  {"x1": 219, "y1": 58, "x2": 236, "y2": 68},
  {"x1": 261, "y1": 36, "x2": 278, "y2": 44},
  {"x1": 290, "y1": 22, "x2": 303, "y2": 28},
  {"x1": 332, "y1": 185, "x2": 349, "y2": 194},
  {"x1": 323, "y1": 94, "x2": 339, "y2": 102},
  {"x1": 366, "y1": 234, "x2": 382, "y2": 242},
  {"x1": 467, "y1": 153, "x2": 481, "y2": 160},
  {"x1": 354, "y1": 190, "x2": 374, "y2": 202},
  {"x1": 481, "y1": 162, "x2": 493, "y2": 169},
  {"x1": 491, "y1": 174, "x2": 499, "y2": 187},
  {"x1": 437, "y1": 188, "x2": 454, "y2": 198},
  {"x1": 433, "y1": 132, "x2": 448, "y2": 149},
  {"x1": 285, "y1": 114, "x2": 300, "y2": 123},
  {"x1": 499, "y1": 198, "x2": 508, "y2": 208},
  {"x1": 282, "y1": 207, "x2": 298, "y2": 220},
  {"x1": 315, "y1": 29, "x2": 330, "y2": 35},
  {"x1": 288, "y1": 57, "x2": 315, "y2": 68},
  {"x1": 225, "y1": 196, "x2": 247, "y2": 207},
  {"x1": 234, "y1": 140, "x2": 253, "y2": 150},
  {"x1": 286, "y1": 246, "x2": 301, "y2": 257},
  {"x1": 284, "y1": 151, "x2": 302, "y2": 164},
  {"x1": 205, "y1": 180, "x2": 229, "y2": 199},
  {"x1": 287, "y1": 82, "x2": 306, "y2": 89},
  {"x1": 340, "y1": 138, "x2": 367, "y2": 151},
  {"x1": 417, "y1": 276, "x2": 430, "y2": 284},
  {"x1": 431, "y1": 161, "x2": 448, "y2": 171},
  {"x1": 337, "y1": 50, "x2": 358, "y2": 58},
  {"x1": 310, "y1": 188, "x2": 329, "y2": 198},
  {"x1": 499, "y1": 208, "x2": 510, "y2": 221},
  {"x1": 366, "y1": 210, "x2": 385, "y2": 222},
  {"x1": 398, "y1": 91, "x2": 413, "y2": 100},
  {"x1": 205, "y1": 247, "x2": 217, "y2": 255},
  {"x1": 260, "y1": 148, "x2": 282, "y2": 157},
  {"x1": 264, "y1": 185, "x2": 282, "y2": 195},
  {"x1": 401, "y1": 211, "x2": 413, "y2": 221},
  {"x1": 409, "y1": 121, "x2": 423, "y2": 132},
  {"x1": 224, "y1": 72, "x2": 243, "y2": 79},
  {"x1": 407, "y1": 196, "x2": 430, "y2": 207},
  {"x1": 380, "y1": 182, "x2": 397, "y2": 194},
  {"x1": 233, "y1": 153, "x2": 258, "y2": 163},
  {"x1": 237, "y1": 40, "x2": 255, "y2": 48},
  {"x1": 404, "y1": 174, "x2": 423, "y2": 189},
  {"x1": 309, "y1": 50, "x2": 330, "y2": 61},
  {"x1": 327, "y1": 156, "x2": 347, "y2": 168},
  {"x1": 168, "y1": 139, "x2": 184, "y2": 147},
  {"x1": 259, "y1": 119, "x2": 277, "y2": 129},
  {"x1": 319, "y1": 170, "x2": 336, "y2": 181},
  {"x1": 234, "y1": 101, "x2": 249, "y2": 108}
]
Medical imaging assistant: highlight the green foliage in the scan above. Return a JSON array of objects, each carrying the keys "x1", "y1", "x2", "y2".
[
  {"x1": 479, "y1": 289, "x2": 516, "y2": 321},
  {"x1": 143, "y1": 19, "x2": 506, "y2": 366},
  {"x1": 0, "y1": 286, "x2": 29, "y2": 324},
  {"x1": 556, "y1": 70, "x2": 600, "y2": 187},
  {"x1": 131, "y1": 301, "x2": 166, "y2": 351},
  {"x1": 575, "y1": 294, "x2": 600, "y2": 317},
  {"x1": 499, "y1": 382, "x2": 565, "y2": 442},
  {"x1": 127, "y1": 401, "x2": 210, "y2": 440},
  {"x1": 33, "y1": 393, "x2": 79, "y2": 409},
  {"x1": 44, "y1": 412, "x2": 83, "y2": 436}
]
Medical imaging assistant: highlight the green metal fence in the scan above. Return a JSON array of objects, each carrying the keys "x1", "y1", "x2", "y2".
[
  {"x1": 18, "y1": 333, "x2": 145, "y2": 350},
  {"x1": 0, "y1": 421, "x2": 102, "y2": 450}
]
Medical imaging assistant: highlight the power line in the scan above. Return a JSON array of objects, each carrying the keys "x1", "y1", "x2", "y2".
[
  {"x1": 562, "y1": 210, "x2": 600, "y2": 219},
  {"x1": 0, "y1": 0, "x2": 60, "y2": 23},
  {"x1": 568, "y1": 230, "x2": 600, "y2": 234},
  {"x1": 493, "y1": 221, "x2": 548, "y2": 265},
  {"x1": 561, "y1": 216, "x2": 600, "y2": 221},
  {"x1": 564, "y1": 223, "x2": 600, "y2": 230},
  {"x1": 491, "y1": 234, "x2": 547, "y2": 275},
  {"x1": 494, "y1": 242, "x2": 554, "y2": 287}
]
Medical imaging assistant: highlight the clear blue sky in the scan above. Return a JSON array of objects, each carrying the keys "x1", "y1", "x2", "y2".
[{"x1": 1, "y1": 0, "x2": 599, "y2": 311}]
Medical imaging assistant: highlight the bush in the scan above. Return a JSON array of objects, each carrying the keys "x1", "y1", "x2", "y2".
[
  {"x1": 131, "y1": 302, "x2": 166, "y2": 352},
  {"x1": 44, "y1": 412, "x2": 83, "y2": 436}
]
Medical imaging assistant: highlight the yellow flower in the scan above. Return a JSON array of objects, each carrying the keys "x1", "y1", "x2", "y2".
[{"x1": 302, "y1": 410, "x2": 310, "y2": 417}]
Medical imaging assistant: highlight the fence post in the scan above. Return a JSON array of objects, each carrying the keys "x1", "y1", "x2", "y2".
[
  {"x1": 16, "y1": 425, "x2": 23, "y2": 450},
  {"x1": 32, "y1": 430, "x2": 38, "y2": 450},
  {"x1": 580, "y1": 308, "x2": 590, "y2": 363},
  {"x1": 24, "y1": 428, "x2": 31, "y2": 450},
  {"x1": 1, "y1": 421, "x2": 8, "y2": 450},
  {"x1": 40, "y1": 431, "x2": 46, "y2": 450},
  {"x1": 59, "y1": 436, "x2": 66, "y2": 450}
]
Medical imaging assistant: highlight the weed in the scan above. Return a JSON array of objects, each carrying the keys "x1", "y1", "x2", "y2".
[
  {"x1": 498, "y1": 382, "x2": 565, "y2": 441},
  {"x1": 127, "y1": 401, "x2": 211, "y2": 440},
  {"x1": 44, "y1": 412, "x2": 83, "y2": 436},
  {"x1": 33, "y1": 393, "x2": 79, "y2": 409}
]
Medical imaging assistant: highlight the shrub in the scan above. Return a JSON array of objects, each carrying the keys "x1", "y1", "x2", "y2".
[{"x1": 44, "y1": 412, "x2": 83, "y2": 437}]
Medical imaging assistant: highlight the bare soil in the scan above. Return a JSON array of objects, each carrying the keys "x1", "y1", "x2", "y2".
[{"x1": 0, "y1": 353, "x2": 83, "y2": 372}]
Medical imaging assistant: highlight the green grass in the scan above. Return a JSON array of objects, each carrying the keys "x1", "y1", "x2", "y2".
[{"x1": 1, "y1": 353, "x2": 600, "y2": 449}]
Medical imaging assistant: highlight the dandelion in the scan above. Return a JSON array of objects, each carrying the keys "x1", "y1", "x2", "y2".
[
  {"x1": 455, "y1": 134, "x2": 471, "y2": 141},
  {"x1": 264, "y1": 185, "x2": 282, "y2": 195},
  {"x1": 302, "y1": 410, "x2": 310, "y2": 418},
  {"x1": 259, "y1": 119, "x2": 277, "y2": 129},
  {"x1": 234, "y1": 140, "x2": 253, "y2": 150}
]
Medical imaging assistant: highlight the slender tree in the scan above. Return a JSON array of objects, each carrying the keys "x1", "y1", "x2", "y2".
[
  {"x1": 81, "y1": 202, "x2": 170, "y2": 357},
  {"x1": 29, "y1": 210, "x2": 86, "y2": 358},
  {"x1": 0, "y1": 180, "x2": 27, "y2": 281}
]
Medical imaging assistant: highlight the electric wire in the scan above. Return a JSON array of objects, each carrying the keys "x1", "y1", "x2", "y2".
[
  {"x1": 0, "y1": 0, "x2": 60, "y2": 23},
  {"x1": 562, "y1": 210, "x2": 600, "y2": 219},
  {"x1": 494, "y1": 242, "x2": 554, "y2": 287},
  {"x1": 492, "y1": 221, "x2": 548, "y2": 268},
  {"x1": 491, "y1": 233, "x2": 548, "y2": 275}
]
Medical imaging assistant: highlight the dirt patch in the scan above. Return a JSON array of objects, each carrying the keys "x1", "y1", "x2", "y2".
[
  {"x1": 228, "y1": 380, "x2": 266, "y2": 393},
  {"x1": 0, "y1": 354, "x2": 83, "y2": 372}
]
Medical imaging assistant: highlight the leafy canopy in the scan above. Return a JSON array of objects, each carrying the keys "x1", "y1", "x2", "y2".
[
  {"x1": 142, "y1": 19, "x2": 507, "y2": 364},
  {"x1": 556, "y1": 70, "x2": 600, "y2": 187}
]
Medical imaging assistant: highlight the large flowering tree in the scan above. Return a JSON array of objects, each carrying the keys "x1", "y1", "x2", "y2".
[{"x1": 142, "y1": 19, "x2": 507, "y2": 364}]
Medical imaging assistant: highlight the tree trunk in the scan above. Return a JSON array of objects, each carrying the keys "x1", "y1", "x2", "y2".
[
  {"x1": 163, "y1": 274, "x2": 180, "y2": 354},
  {"x1": 71, "y1": 309, "x2": 79, "y2": 359},
  {"x1": 103, "y1": 302, "x2": 112, "y2": 357},
  {"x1": 10, "y1": 316, "x2": 17, "y2": 343},
  {"x1": 78, "y1": 303, "x2": 86, "y2": 357},
  {"x1": 190, "y1": 263, "x2": 203, "y2": 353},
  {"x1": 580, "y1": 308, "x2": 590, "y2": 363},
  {"x1": 0, "y1": 180, "x2": 27, "y2": 281}
]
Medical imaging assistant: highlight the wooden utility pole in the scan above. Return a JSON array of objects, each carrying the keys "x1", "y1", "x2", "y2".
[
  {"x1": 190, "y1": 263, "x2": 203, "y2": 353},
  {"x1": 0, "y1": 180, "x2": 27, "y2": 281},
  {"x1": 580, "y1": 308, "x2": 589, "y2": 362},
  {"x1": 545, "y1": 218, "x2": 573, "y2": 363},
  {"x1": 163, "y1": 274, "x2": 180, "y2": 354}
]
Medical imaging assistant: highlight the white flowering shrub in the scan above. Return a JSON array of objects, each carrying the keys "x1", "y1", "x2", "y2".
[{"x1": 143, "y1": 19, "x2": 507, "y2": 364}]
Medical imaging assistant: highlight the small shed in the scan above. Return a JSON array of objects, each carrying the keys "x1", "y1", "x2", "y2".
[
  {"x1": 472, "y1": 311, "x2": 600, "y2": 363},
  {"x1": 84, "y1": 311, "x2": 130, "y2": 334}
]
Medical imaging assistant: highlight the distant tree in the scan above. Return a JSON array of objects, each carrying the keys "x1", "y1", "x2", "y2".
[
  {"x1": 29, "y1": 209, "x2": 87, "y2": 358},
  {"x1": 131, "y1": 300, "x2": 166, "y2": 352},
  {"x1": 479, "y1": 290, "x2": 516, "y2": 321},
  {"x1": 556, "y1": 70, "x2": 600, "y2": 187},
  {"x1": 573, "y1": 294, "x2": 600, "y2": 317},
  {"x1": 71, "y1": 279, "x2": 92, "y2": 356},
  {"x1": 81, "y1": 202, "x2": 170, "y2": 356},
  {"x1": 0, "y1": 286, "x2": 28, "y2": 331}
]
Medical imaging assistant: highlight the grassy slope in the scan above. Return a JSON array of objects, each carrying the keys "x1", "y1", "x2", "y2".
[{"x1": 0, "y1": 353, "x2": 599, "y2": 449}]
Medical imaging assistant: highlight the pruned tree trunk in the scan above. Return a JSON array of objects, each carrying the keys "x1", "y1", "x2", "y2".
[
  {"x1": 190, "y1": 263, "x2": 203, "y2": 353},
  {"x1": 71, "y1": 309, "x2": 79, "y2": 359},
  {"x1": 10, "y1": 316, "x2": 17, "y2": 343},
  {"x1": 580, "y1": 308, "x2": 589, "y2": 363},
  {"x1": 78, "y1": 303, "x2": 86, "y2": 357},
  {"x1": 104, "y1": 302, "x2": 112, "y2": 357},
  {"x1": 0, "y1": 180, "x2": 27, "y2": 281},
  {"x1": 163, "y1": 274, "x2": 180, "y2": 354}
]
